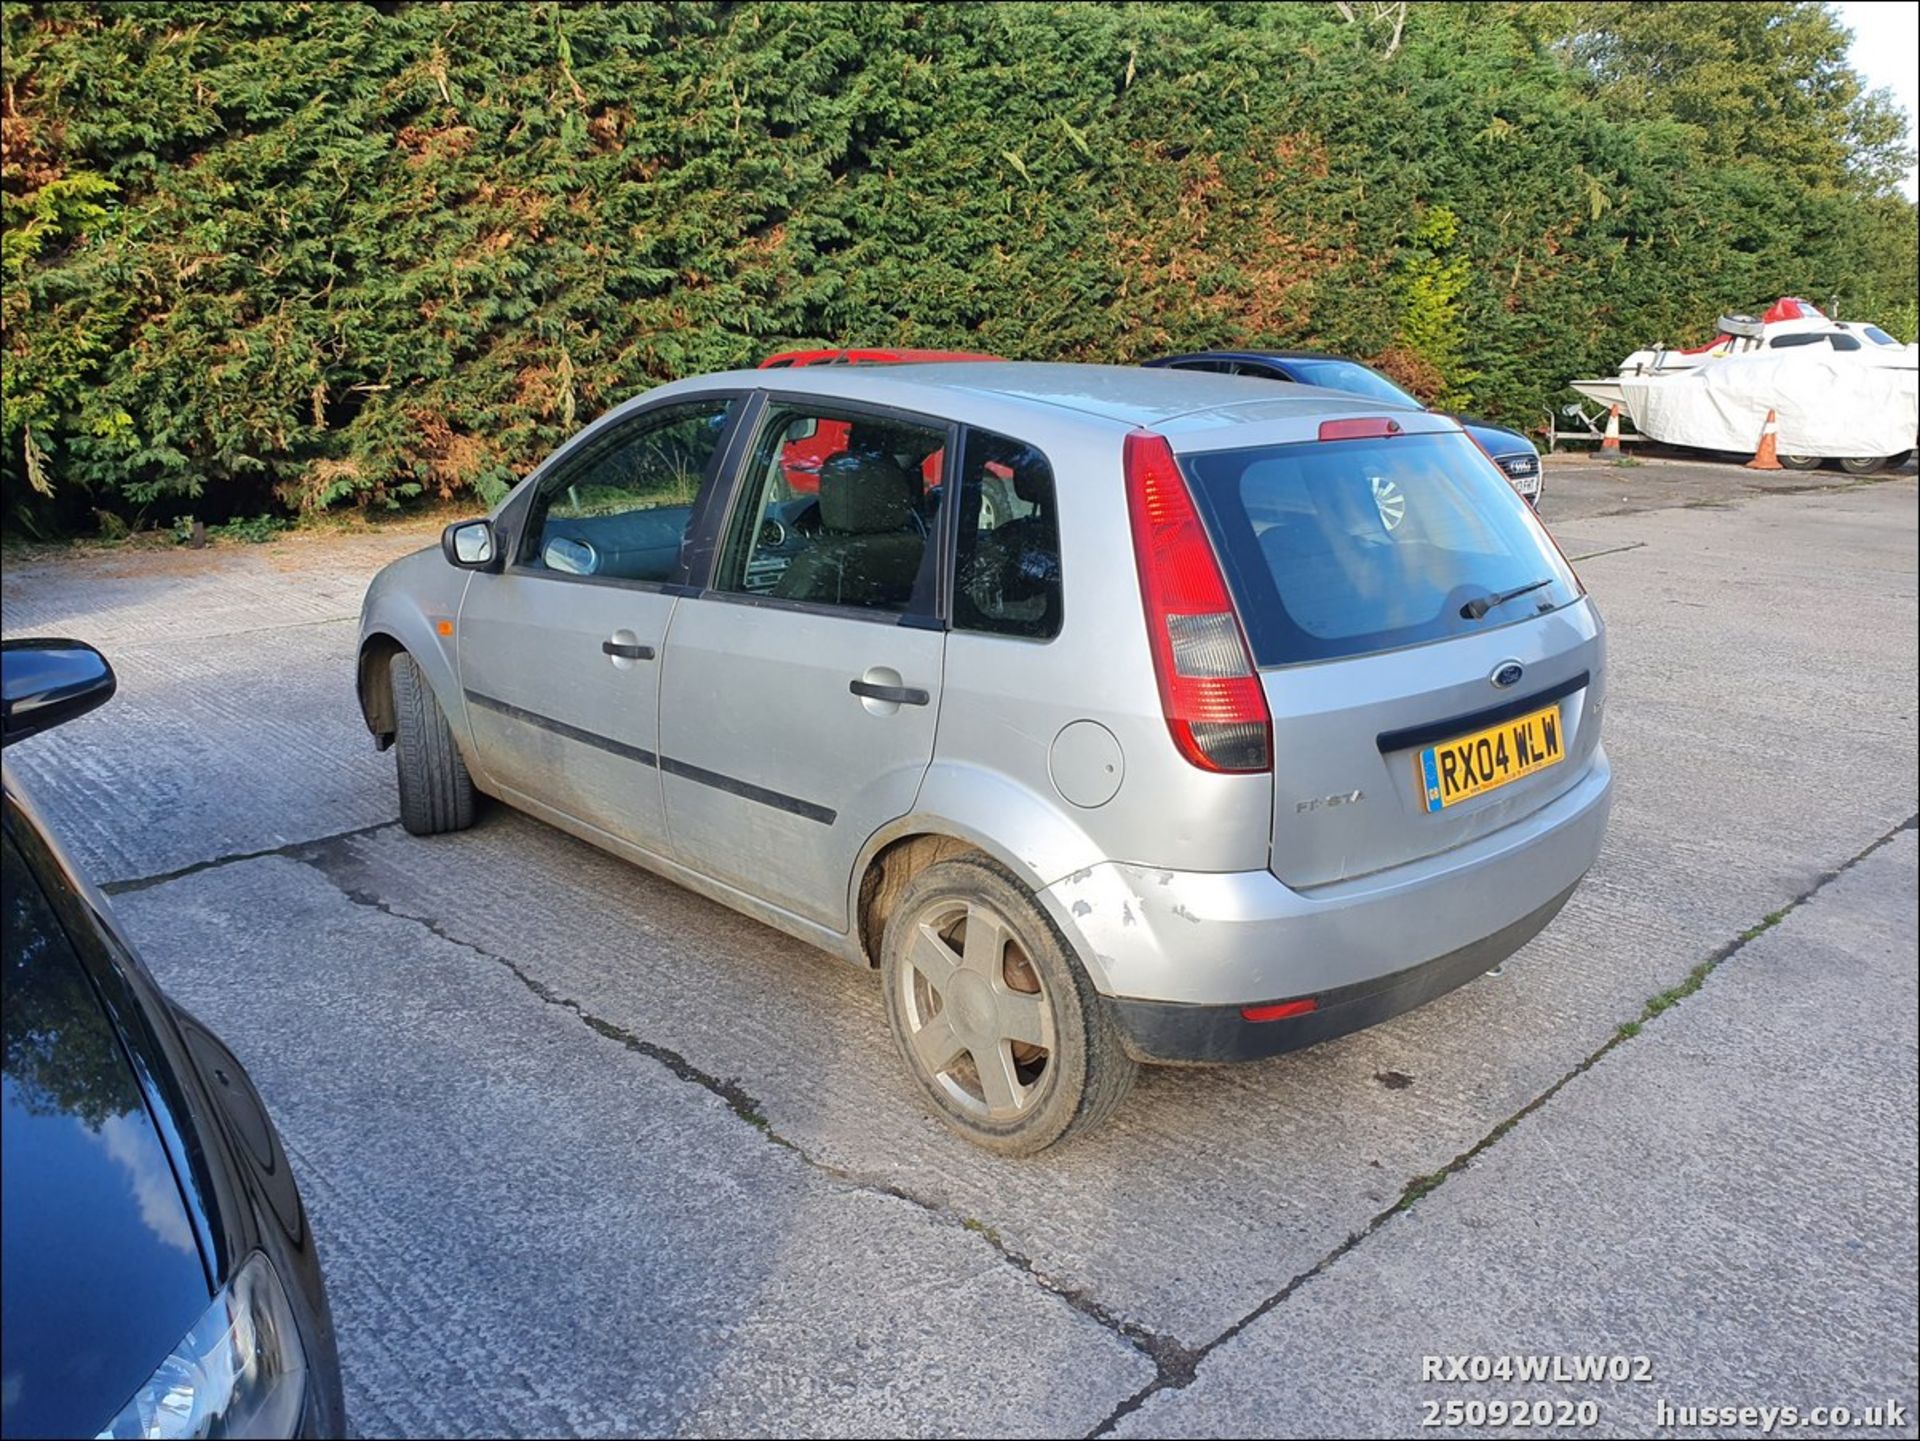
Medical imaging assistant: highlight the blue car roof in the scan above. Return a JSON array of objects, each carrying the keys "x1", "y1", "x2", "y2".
[
  {"x1": 1146, "y1": 349, "x2": 1374, "y2": 368},
  {"x1": 1143, "y1": 351, "x2": 1537, "y2": 454}
]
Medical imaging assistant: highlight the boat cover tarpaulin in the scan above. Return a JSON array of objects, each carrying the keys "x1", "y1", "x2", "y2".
[{"x1": 1621, "y1": 352, "x2": 1918, "y2": 457}]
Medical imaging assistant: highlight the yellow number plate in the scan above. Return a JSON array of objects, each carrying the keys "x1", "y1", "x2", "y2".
[{"x1": 1419, "y1": 703, "x2": 1565, "y2": 812}]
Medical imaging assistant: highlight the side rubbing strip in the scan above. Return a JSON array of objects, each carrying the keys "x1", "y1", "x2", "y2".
[
  {"x1": 1375, "y1": 671, "x2": 1590, "y2": 755},
  {"x1": 465, "y1": 689, "x2": 658, "y2": 767},
  {"x1": 463, "y1": 689, "x2": 836, "y2": 825},
  {"x1": 658, "y1": 756, "x2": 838, "y2": 826}
]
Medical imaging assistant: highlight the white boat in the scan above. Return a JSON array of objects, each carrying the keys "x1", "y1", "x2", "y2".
[
  {"x1": 1565, "y1": 375, "x2": 1632, "y2": 409},
  {"x1": 1622, "y1": 296, "x2": 1836, "y2": 373},
  {"x1": 1570, "y1": 297, "x2": 1914, "y2": 408},
  {"x1": 1567, "y1": 298, "x2": 1917, "y2": 464}
]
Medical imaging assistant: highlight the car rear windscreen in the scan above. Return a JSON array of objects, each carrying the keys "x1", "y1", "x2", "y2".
[
  {"x1": 1276, "y1": 358, "x2": 1420, "y2": 409},
  {"x1": 1180, "y1": 431, "x2": 1580, "y2": 666}
]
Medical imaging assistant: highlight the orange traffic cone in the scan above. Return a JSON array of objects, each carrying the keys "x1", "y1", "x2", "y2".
[
  {"x1": 1747, "y1": 408, "x2": 1782, "y2": 471},
  {"x1": 1599, "y1": 404, "x2": 1622, "y2": 456}
]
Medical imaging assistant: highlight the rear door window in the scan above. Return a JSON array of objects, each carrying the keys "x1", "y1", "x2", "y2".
[
  {"x1": 952, "y1": 428, "x2": 1062, "y2": 639},
  {"x1": 1181, "y1": 430, "x2": 1579, "y2": 666},
  {"x1": 715, "y1": 404, "x2": 947, "y2": 613}
]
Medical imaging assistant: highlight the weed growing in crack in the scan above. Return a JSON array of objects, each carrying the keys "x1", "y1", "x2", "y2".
[
  {"x1": 961, "y1": 1217, "x2": 1004, "y2": 1247},
  {"x1": 1740, "y1": 908, "x2": 1789, "y2": 942}
]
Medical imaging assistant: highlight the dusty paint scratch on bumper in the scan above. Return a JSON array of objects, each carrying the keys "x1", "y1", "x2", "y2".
[{"x1": 1038, "y1": 751, "x2": 1611, "y2": 1009}]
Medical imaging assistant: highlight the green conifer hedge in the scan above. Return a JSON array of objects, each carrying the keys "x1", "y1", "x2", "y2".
[{"x1": 3, "y1": 1, "x2": 1913, "y2": 532}]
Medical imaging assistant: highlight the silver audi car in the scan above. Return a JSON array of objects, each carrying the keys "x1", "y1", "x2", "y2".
[{"x1": 356, "y1": 364, "x2": 1611, "y2": 1153}]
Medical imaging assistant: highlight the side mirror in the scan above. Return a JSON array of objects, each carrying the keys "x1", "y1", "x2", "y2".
[
  {"x1": 441, "y1": 518, "x2": 498, "y2": 571},
  {"x1": 1, "y1": 639, "x2": 117, "y2": 748}
]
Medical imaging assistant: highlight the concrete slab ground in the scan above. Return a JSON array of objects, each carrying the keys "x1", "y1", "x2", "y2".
[
  {"x1": 1536, "y1": 445, "x2": 1916, "y2": 526},
  {"x1": 1116, "y1": 829, "x2": 1918, "y2": 1439},
  {"x1": 111, "y1": 856, "x2": 1153, "y2": 1438},
  {"x1": 3, "y1": 457, "x2": 1913, "y2": 1437}
]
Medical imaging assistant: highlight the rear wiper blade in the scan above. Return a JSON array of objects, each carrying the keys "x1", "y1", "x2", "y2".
[{"x1": 1460, "y1": 578, "x2": 1554, "y2": 620}]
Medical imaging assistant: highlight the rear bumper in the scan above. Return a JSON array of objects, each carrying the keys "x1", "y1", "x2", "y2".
[
  {"x1": 1037, "y1": 749, "x2": 1610, "y2": 1021},
  {"x1": 1104, "y1": 881, "x2": 1575, "y2": 1063}
]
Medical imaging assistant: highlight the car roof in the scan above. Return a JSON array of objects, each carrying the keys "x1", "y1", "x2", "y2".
[{"x1": 643, "y1": 361, "x2": 1448, "y2": 445}]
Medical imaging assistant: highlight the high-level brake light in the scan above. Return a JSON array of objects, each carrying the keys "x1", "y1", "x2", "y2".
[{"x1": 1318, "y1": 417, "x2": 1403, "y2": 442}]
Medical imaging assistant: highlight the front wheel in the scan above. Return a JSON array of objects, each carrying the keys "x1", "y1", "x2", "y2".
[
  {"x1": 1839, "y1": 456, "x2": 1893, "y2": 476},
  {"x1": 1776, "y1": 453, "x2": 1823, "y2": 472},
  {"x1": 881, "y1": 856, "x2": 1136, "y2": 1155},
  {"x1": 390, "y1": 651, "x2": 476, "y2": 836}
]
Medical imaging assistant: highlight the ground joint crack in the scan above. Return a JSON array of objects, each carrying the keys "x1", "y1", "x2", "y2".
[
  {"x1": 293, "y1": 837, "x2": 1193, "y2": 1382},
  {"x1": 103, "y1": 820, "x2": 399, "y2": 896},
  {"x1": 1084, "y1": 810, "x2": 1918, "y2": 1437}
]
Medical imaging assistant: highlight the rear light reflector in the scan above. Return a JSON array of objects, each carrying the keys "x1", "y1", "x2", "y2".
[
  {"x1": 1242, "y1": 998, "x2": 1318, "y2": 1023},
  {"x1": 1124, "y1": 431, "x2": 1271, "y2": 774},
  {"x1": 1163, "y1": 613, "x2": 1251, "y2": 677},
  {"x1": 1318, "y1": 417, "x2": 1403, "y2": 442}
]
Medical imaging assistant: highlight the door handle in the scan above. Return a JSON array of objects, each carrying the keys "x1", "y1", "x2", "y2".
[
  {"x1": 602, "y1": 640, "x2": 655, "y2": 660},
  {"x1": 849, "y1": 679, "x2": 929, "y2": 706}
]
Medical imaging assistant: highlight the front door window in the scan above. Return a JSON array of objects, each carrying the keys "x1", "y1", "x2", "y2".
[{"x1": 519, "y1": 400, "x2": 735, "y2": 582}]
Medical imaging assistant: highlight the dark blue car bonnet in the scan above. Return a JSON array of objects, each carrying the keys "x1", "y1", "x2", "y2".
[{"x1": 1, "y1": 830, "x2": 211, "y2": 1440}]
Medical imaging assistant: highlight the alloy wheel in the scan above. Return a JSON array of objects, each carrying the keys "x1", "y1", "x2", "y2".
[
  {"x1": 899, "y1": 898, "x2": 1055, "y2": 1120},
  {"x1": 1371, "y1": 475, "x2": 1406, "y2": 530}
]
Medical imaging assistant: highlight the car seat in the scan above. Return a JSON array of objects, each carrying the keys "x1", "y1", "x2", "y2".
[{"x1": 772, "y1": 449, "x2": 925, "y2": 608}]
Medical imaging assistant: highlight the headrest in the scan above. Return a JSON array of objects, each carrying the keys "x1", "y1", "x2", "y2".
[
  {"x1": 976, "y1": 442, "x2": 1049, "y2": 508},
  {"x1": 1303, "y1": 472, "x2": 1386, "y2": 536},
  {"x1": 819, "y1": 451, "x2": 917, "y2": 533}
]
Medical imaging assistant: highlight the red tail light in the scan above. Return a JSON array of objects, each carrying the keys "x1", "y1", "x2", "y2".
[
  {"x1": 1124, "y1": 430, "x2": 1271, "y2": 773},
  {"x1": 1241, "y1": 998, "x2": 1318, "y2": 1023}
]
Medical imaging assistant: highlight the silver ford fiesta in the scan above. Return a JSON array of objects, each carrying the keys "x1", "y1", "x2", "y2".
[{"x1": 356, "y1": 363, "x2": 1611, "y2": 1153}]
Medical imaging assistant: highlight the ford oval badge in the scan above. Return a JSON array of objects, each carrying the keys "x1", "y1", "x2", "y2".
[{"x1": 1492, "y1": 661, "x2": 1525, "y2": 689}]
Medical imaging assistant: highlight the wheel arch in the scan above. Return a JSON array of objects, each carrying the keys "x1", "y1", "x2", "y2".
[
  {"x1": 355, "y1": 544, "x2": 473, "y2": 751},
  {"x1": 846, "y1": 771, "x2": 1107, "y2": 972},
  {"x1": 356, "y1": 631, "x2": 407, "y2": 750},
  {"x1": 851, "y1": 827, "x2": 992, "y2": 970},
  {"x1": 355, "y1": 612, "x2": 464, "y2": 756}
]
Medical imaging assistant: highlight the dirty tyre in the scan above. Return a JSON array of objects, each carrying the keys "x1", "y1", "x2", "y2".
[
  {"x1": 1838, "y1": 456, "x2": 1891, "y2": 475},
  {"x1": 390, "y1": 651, "x2": 475, "y2": 836},
  {"x1": 881, "y1": 856, "x2": 1136, "y2": 1155},
  {"x1": 1776, "y1": 453, "x2": 1822, "y2": 472}
]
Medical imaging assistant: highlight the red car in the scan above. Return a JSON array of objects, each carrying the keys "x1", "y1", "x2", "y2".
[
  {"x1": 757, "y1": 347, "x2": 1002, "y2": 369},
  {"x1": 756, "y1": 348, "x2": 1002, "y2": 492}
]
